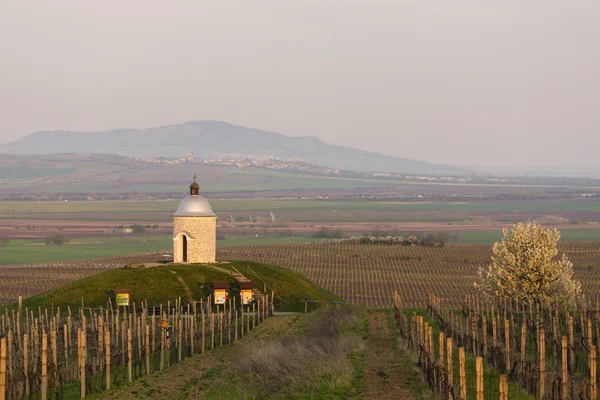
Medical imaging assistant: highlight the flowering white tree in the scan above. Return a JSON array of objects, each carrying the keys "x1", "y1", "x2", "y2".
[{"x1": 475, "y1": 223, "x2": 581, "y2": 308}]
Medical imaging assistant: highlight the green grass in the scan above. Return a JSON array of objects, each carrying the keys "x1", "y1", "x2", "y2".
[
  {"x1": 9, "y1": 263, "x2": 235, "y2": 311},
  {"x1": 2, "y1": 198, "x2": 600, "y2": 226},
  {"x1": 3, "y1": 198, "x2": 600, "y2": 215},
  {"x1": 3, "y1": 261, "x2": 341, "y2": 313},
  {"x1": 0, "y1": 235, "x2": 325, "y2": 265},
  {"x1": 0, "y1": 236, "x2": 173, "y2": 265},
  {"x1": 227, "y1": 261, "x2": 344, "y2": 312}
]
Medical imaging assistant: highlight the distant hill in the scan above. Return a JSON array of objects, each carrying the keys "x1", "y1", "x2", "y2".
[
  {"x1": 0, "y1": 120, "x2": 465, "y2": 175},
  {"x1": 0, "y1": 153, "x2": 427, "y2": 194}
]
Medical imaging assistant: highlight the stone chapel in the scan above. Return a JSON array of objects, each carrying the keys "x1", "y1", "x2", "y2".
[{"x1": 172, "y1": 177, "x2": 217, "y2": 263}]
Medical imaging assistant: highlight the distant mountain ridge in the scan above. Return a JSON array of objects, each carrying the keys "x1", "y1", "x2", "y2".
[{"x1": 0, "y1": 120, "x2": 465, "y2": 175}]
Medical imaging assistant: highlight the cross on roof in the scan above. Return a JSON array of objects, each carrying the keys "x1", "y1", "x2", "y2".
[{"x1": 193, "y1": 174, "x2": 197, "y2": 182}]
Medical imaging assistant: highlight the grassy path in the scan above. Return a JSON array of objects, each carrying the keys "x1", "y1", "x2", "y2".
[
  {"x1": 364, "y1": 311, "x2": 416, "y2": 399},
  {"x1": 91, "y1": 315, "x2": 303, "y2": 400}
]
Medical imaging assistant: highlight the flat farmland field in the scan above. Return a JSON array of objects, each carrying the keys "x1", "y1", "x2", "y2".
[
  {"x1": 217, "y1": 241, "x2": 600, "y2": 309},
  {"x1": 3, "y1": 198, "x2": 600, "y2": 222},
  {"x1": 3, "y1": 199, "x2": 600, "y2": 247},
  {"x1": 0, "y1": 234, "x2": 327, "y2": 265},
  {"x1": 0, "y1": 236, "x2": 173, "y2": 265}
]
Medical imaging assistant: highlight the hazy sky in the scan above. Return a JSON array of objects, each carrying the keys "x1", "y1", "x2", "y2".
[{"x1": 1, "y1": 1, "x2": 598, "y2": 168}]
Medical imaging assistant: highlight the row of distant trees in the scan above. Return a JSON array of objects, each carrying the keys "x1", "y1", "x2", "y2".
[
  {"x1": 0, "y1": 234, "x2": 70, "y2": 247},
  {"x1": 113, "y1": 224, "x2": 159, "y2": 233},
  {"x1": 0, "y1": 223, "x2": 157, "y2": 248},
  {"x1": 312, "y1": 227, "x2": 460, "y2": 245}
]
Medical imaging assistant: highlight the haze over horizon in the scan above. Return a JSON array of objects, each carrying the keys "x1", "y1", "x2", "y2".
[{"x1": 1, "y1": 1, "x2": 598, "y2": 169}]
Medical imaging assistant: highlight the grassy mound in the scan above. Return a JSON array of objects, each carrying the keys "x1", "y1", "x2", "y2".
[
  {"x1": 9, "y1": 261, "x2": 341, "y2": 312},
  {"x1": 226, "y1": 261, "x2": 343, "y2": 312}
]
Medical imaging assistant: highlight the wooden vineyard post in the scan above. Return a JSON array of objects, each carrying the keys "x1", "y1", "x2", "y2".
[
  {"x1": 211, "y1": 313, "x2": 215, "y2": 350},
  {"x1": 178, "y1": 318, "x2": 182, "y2": 362},
  {"x1": 505, "y1": 319, "x2": 510, "y2": 373},
  {"x1": 471, "y1": 313, "x2": 477, "y2": 356},
  {"x1": 191, "y1": 314, "x2": 195, "y2": 356},
  {"x1": 447, "y1": 338, "x2": 453, "y2": 400},
  {"x1": 428, "y1": 326, "x2": 434, "y2": 363},
  {"x1": 439, "y1": 332, "x2": 445, "y2": 365},
  {"x1": 0, "y1": 338, "x2": 5, "y2": 400},
  {"x1": 219, "y1": 311, "x2": 223, "y2": 347},
  {"x1": 561, "y1": 336, "x2": 568, "y2": 400},
  {"x1": 482, "y1": 316, "x2": 487, "y2": 358},
  {"x1": 569, "y1": 316, "x2": 574, "y2": 371},
  {"x1": 105, "y1": 330, "x2": 111, "y2": 391},
  {"x1": 79, "y1": 329, "x2": 85, "y2": 399},
  {"x1": 24, "y1": 333, "x2": 29, "y2": 396},
  {"x1": 6, "y1": 331, "x2": 11, "y2": 383},
  {"x1": 423, "y1": 321, "x2": 428, "y2": 355},
  {"x1": 127, "y1": 328, "x2": 132, "y2": 383},
  {"x1": 591, "y1": 345, "x2": 597, "y2": 400},
  {"x1": 201, "y1": 310, "x2": 206, "y2": 353},
  {"x1": 539, "y1": 328, "x2": 545, "y2": 399},
  {"x1": 590, "y1": 321, "x2": 594, "y2": 368},
  {"x1": 235, "y1": 311, "x2": 238, "y2": 342},
  {"x1": 520, "y1": 322, "x2": 526, "y2": 383},
  {"x1": 492, "y1": 317, "x2": 497, "y2": 347},
  {"x1": 499, "y1": 374, "x2": 508, "y2": 400},
  {"x1": 459, "y1": 347, "x2": 466, "y2": 400},
  {"x1": 145, "y1": 325, "x2": 150, "y2": 376},
  {"x1": 152, "y1": 314, "x2": 156, "y2": 353},
  {"x1": 51, "y1": 329, "x2": 57, "y2": 372},
  {"x1": 256, "y1": 300, "x2": 260, "y2": 325},
  {"x1": 476, "y1": 356, "x2": 484, "y2": 400},
  {"x1": 160, "y1": 327, "x2": 165, "y2": 372},
  {"x1": 42, "y1": 333, "x2": 47, "y2": 400}
]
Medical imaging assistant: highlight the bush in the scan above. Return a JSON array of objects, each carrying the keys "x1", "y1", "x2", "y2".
[
  {"x1": 312, "y1": 227, "x2": 345, "y2": 239},
  {"x1": 534, "y1": 215, "x2": 570, "y2": 225},
  {"x1": 130, "y1": 225, "x2": 146, "y2": 234},
  {"x1": 475, "y1": 223, "x2": 581, "y2": 309},
  {"x1": 278, "y1": 230, "x2": 296, "y2": 238},
  {"x1": 44, "y1": 234, "x2": 69, "y2": 245},
  {"x1": 0, "y1": 236, "x2": 9, "y2": 246}
]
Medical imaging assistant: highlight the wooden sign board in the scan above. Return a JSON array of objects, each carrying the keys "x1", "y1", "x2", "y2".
[
  {"x1": 214, "y1": 289, "x2": 228, "y2": 304},
  {"x1": 241, "y1": 289, "x2": 254, "y2": 305},
  {"x1": 115, "y1": 290, "x2": 131, "y2": 307},
  {"x1": 157, "y1": 320, "x2": 170, "y2": 329}
]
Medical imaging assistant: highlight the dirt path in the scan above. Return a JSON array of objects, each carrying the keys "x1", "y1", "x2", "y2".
[
  {"x1": 209, "y1": 264, "x2": 249, "y2": 282},
  {"x1": 94, "y1": 314, "x2": 304, "y2": 400},
  {"x1": 170, "y1": 270, "x2": 194, "y2": 303},
  {"x1": 364, "y1": 311, "x2": 414, "y2": 400}
]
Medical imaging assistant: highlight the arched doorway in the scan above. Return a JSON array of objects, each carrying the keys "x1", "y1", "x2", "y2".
[{"x1": 182, "y1": 234, "x2": 188, "y2": 262}]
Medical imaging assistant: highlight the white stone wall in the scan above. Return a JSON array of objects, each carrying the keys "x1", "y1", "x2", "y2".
[{"x1": 173, "y1": 216, "x2": 217, "y2": 263}]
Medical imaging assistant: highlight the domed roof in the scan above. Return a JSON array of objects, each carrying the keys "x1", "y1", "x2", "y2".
[
  {"x1": 173, "y1": 195, "x2": 216, "y2": 217},
  {"x1": 174, "y1": 176, "x2": 216, "y2": 217}
]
